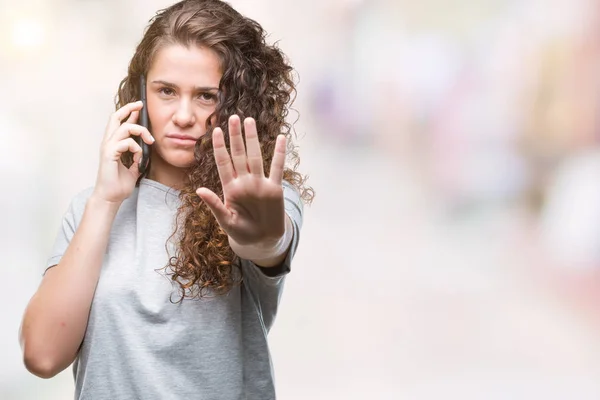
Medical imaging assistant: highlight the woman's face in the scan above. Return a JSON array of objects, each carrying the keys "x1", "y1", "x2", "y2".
[{"x1": 145, "y1": 43, "x2": 222, "y2": 173}]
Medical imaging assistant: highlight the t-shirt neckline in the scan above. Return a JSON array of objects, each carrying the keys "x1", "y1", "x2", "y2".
[{"x1": 140, "y1": 178, "x2": 181, "y2": 196}]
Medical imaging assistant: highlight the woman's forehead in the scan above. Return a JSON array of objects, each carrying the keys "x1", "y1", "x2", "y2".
[{"x1": 148, "y1": 44, "x2": 222, "y2": 87}]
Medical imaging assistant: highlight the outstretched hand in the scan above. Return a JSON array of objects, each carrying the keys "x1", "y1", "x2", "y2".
[{"x1": 196, "y1": 115, "x2": 287, "y2": 248}]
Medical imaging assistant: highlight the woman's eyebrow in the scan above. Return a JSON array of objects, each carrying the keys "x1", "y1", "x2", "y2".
[{"x1": 151, "y1": 80, "x2": 219, "y2": 91}]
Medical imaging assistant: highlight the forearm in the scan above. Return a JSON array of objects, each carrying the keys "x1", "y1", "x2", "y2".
[
  {"x1": 229, "y1": 214, "x2": 294, "y2": 268},
  {"x1": 20, "y1": 195, "x2": 121, "y2": 378}
]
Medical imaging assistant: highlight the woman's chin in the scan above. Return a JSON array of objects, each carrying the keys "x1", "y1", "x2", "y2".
[
  {"x1": 178, "y1": 157, "x2": 196, "y2": 166},
  {"x1": 156, "y1": 150, "x2": 196, "y2": 169},
  {"x1": 168, "y1": 158, "x2": 196, "y2": 169}
]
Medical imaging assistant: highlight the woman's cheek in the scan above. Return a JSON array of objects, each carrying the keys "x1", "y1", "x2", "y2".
[{"x1": 151, "y1": 112, "x2": 169, "y2": 135}]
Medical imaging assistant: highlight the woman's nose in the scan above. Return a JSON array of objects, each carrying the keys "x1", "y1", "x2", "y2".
[{"x1": 172, "y1": 100, "x2": 196, "y2": 127}]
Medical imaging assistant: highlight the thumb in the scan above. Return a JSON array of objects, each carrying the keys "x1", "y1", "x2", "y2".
[
  {"x1": 129, "y1": 158, "x2": 140, "y2": 173},
  {"x1": 128, "y1": 157, "x2": 141, "y2": 176},
  {"x1": 196, "y1": 188, "x2": 230, "y2": 225}
]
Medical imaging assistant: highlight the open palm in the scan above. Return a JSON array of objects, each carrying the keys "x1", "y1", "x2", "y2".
[{"x1": 196, "y1": 115, "x2": 286, "y2": 247}]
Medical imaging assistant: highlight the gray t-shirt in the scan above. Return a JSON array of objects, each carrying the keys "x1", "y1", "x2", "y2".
[{"x1": 46, "y1": 178, "x2": 303, "y2": 400}]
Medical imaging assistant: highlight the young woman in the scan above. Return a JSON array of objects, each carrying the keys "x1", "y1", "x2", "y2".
[{"x1": 19, "y1": 1, "x2": 312, "y2": 398}]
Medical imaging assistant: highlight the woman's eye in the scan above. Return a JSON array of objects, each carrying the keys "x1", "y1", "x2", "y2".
[
  {"x1": 159, "y1": 87, "x2": 175, "y2": 96},
  {"x1": 199, "y1": 93, "x2": 217, "y2": 103}
]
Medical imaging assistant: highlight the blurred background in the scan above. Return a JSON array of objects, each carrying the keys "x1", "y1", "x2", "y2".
[{"x1": 2, "y1": 0, "x2": 600, "y2": 398}]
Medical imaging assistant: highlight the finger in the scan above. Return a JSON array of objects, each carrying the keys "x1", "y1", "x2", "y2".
[
  {"x1": 212, "y1": 128, "x2": 235, "y2": 185},
  {"x1": 126, "y1": 110, "x2": 139, "y2": 124},
  {"x1": 112, "y1": 138, "x2": 143, "y2": 162},
  {"x1": 244, "y1": 118, "x2": 264, "y2": 176},
  {"x1": 105, "y1": 101, "x2": 144, "y2": 139},
  {"x1": 128, "y1": 156, "x2": 141, "y2": 175},
  {"x1": 111, "y1": 123, "x2": 155, "y2": 145},
  {"x1": 196, "y1": 188, "x2": 231, "y2": 226},
  {"x1": 269, "y1": 134, "x2": 286, "y2": 184},
  {"x1": 228, "y1": 115, "x2": 248, "y2": 175}
]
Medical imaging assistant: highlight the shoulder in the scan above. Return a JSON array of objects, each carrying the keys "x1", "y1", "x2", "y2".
[
  {"x1": 71, "y1": 186, "x2": 95, "y2": 207},
  {"x1": 282, "y1": 180, "x2": 303, "y2": 219},
  {"x1": 282, "y1": 180, "x2": 301, "y2": 204},
  {"x1": 64, "y1": 186, "x2": 95, "y2": 219}
]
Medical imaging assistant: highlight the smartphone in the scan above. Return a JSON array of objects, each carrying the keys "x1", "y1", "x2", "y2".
[{"x1": 137, "y1": 74, "x2": 151, "y2": 175}]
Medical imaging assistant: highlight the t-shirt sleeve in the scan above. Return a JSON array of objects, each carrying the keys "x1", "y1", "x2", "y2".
[
  {"x1": 44, "y1": 188, "x2": 94, "y2": 275},
  {"x1": 241, "y1": 180, "x2": 304, "y2": 285},
  {"x1": 240, "y1": 181, "x2": 304, "y2": 331}
]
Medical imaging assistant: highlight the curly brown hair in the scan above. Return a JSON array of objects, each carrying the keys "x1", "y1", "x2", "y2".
[{"x1": 115, "y1": 0, "x2": 313, "y2": 301}]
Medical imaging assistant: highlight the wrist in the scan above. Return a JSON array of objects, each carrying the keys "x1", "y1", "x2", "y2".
[
  {"x1": 87, "y1": 194, "x2": 123, "y2": 216},
  {"x1": 230, "y1": 216, "x2": 293, "y2": 261}
]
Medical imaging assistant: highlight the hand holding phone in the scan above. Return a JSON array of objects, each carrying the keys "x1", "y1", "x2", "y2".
[{"x1": 92, "y1": 100, "x2": 154, "y2": 203}]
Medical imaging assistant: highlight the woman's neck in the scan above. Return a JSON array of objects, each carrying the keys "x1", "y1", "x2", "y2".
[{"x1": 146, "y1": 157, "x2": 188, "y2": 191}]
